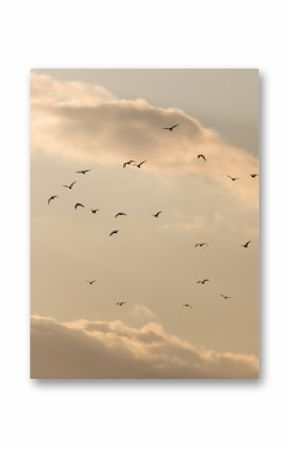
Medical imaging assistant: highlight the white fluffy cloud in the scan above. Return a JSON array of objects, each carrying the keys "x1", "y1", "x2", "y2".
[{"x1": 31, "y1": 315, "x2": 258, "y2": 379}]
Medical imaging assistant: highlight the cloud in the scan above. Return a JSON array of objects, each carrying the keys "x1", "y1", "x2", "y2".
[
  {"x1": 131, "y1": 304, "x2": 159, "y2": 321},
  {"x1": 31, "y1": 73, "x2": 258, "y2": 207},
  {"x1": 31, "y1": 315, "x2": 258, "y2": 379}
]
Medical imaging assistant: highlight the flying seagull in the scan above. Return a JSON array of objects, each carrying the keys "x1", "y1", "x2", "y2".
[
  {"x1": 183, "y1": 303, "x2": 192, "y2": 309},
  {"x1": 91, "y1": 208, "x2": 100, "y2": 214},
  {"x1": 153, "y1": 210, "x2": 163, "y2": 218},
  {"x1": 75, "y1": 202, "x2": 85, "y2": 210},
  {"x1": 194, "y1": 242, "x2": 208, "y2": 248},
  {"x1": 134, "y1": 160, "x2": 146, "y2": 168},
  {"x1": 220, "y1": 293, "x2": 231, "y2": 300},
  {"x1": 197, "y1": 154, "x2": 207, "y2": 161},
  {"x1": 163, "y1": 124, "x2": 179, "y2": 131},
  {"x1": 86, "y1": 280, "x2": 96, "y2": 285},
  {"x1": 250, "y1": 173, "x2": 259, "y2": 178},
  {"x1": 116, "y1": 301, "x2": 126, "y2": 306},
  {"x1": 241, "y1": 240, "x2": 251, "y2": 248},
  {"x1": 62, "y1": 181, "x2": 76, "y2": 190},
  {"x1": 48, "y1": 195, "x2": 58, "y2": 205},
  {"x1": 109, "y1": 230, "x2": 119, "y2": 237},
  {"x1": 76, "y1": 169, "x2": 91, "y2": 175},
  {"x1": 115, "y1": 212, "x2": 127, "y2": 218},
  {"x1": 197, "y1": 279, "x2": 209, "y2": 285},
  {"x1": 123, "y1": 160, "x2": 136, "y2": 168},
  {"x1": 227, "y1": 175, "x2": 239, "y2": 181}
]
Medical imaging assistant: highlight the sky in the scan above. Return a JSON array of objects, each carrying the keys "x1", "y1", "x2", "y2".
[{"x1": 30, "y1": 69, "x2": 259, "y2": 379}]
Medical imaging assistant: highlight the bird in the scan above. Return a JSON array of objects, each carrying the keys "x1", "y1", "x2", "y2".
[
  {"x1": 75, "y1": 202, "x2": 85, "y2": 209},
  {"x1": 226, "y1": 175, "x2": 239, "y2": 181},
  {"x1": 109, "y1": 230, "x2": 119, "y2": 237},
  {"x1": 123, "y1": 160, "x2": 136, "y2": 168},
  {"x1": 250, "y1": 173, "x2": 259, "y2": 178},
  {"x1": 76, "y1": 169, "x2": 91, "y2": 175},
  {"x1": 116, "y1": 301, "x2": 126, "y2": 306},
  {"x1": 86, "y1": 280, "x2": 96, "y2": 285},
  {"x1": 134, "y1": 160, "x2": 146, "y2": 168},
  {"x1": 194, "y1": 242, "x2": 208, "y2": 248},
  {"x1": 153, "y1": 210, "x2": 163, "y2": 218},
  {"x1": 220, "y1": 293, "x2": 231, "y2": 300},
  {"x1": 115, "y1": 212, "x2": 127, "y2": 218},
  {"x1": 163, "y1": 124, "x2": 179, "y2": 131},
  {"x1": 183, "y1": 303, "x2": 192, "y2": 309},
  {"x1": 197, "y1": 279, "x2": 209, "y2": 285},
  {"x1": 241, "y1": 240, "x2": 251, "y2": 248},
  {"x1": 62, "y1": 181, "x2": 76, "y2": 190},
  {"x1": 197, "y1": 154, "x2": 207, "y2": 161},
  {"x1": 48, "y1": 195, "x2": 58, "y2": 205},
  {"x1": 91, "y1": 208, "x2": 100, "y2": 214}
]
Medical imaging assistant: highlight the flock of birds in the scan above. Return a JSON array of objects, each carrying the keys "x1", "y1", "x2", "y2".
[{"x1": 47, "y1": 122, "x2": 258, "y2": 311}]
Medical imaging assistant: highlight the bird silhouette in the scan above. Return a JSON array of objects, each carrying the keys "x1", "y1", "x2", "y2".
[
  {"x1": 250, "y1": 173, "x2": 259, "y2": 178},
  {"x1": 62, "y1": 181, "x2": 76, "y2": 190},
  {"x1": 220, "y1": 293, "x2": 231, "y2": 300},
  {"x1": 153, "y1": 210, "x2": 163, "y2": 218},
  {"x1": 134, "y1": 160, "x2": 146, "y2": 168},
  {"x1": 227, "y1": 175, "x2": 239, "y2": 181},
  {"x1": 241, "y1": 240, "x2": 251, "y2": 248},
  {"x1": 91, "y1": 208, "x2": 100, "y2": 214},
  {"x1": 116, "y1": 301, "x2": 126, "y2": 306},
  {"x1": 115, "y1": 212, "x2": 127, "y2": 218},
  {"x1": 109, "y1": 230, "x2": 119, "y2": 237},
  {"x1": 123, "y1": 160, "x2": 136, "y2": 168},
  {"x1": 48, "y1": 195, "x2": 58, "y2": 205},
  {"x1": 197, "y1": 279, "x2": 209, "y2": 285},
  {"x1": 194, "y1": 242, "x2": 208, "y2": 248},
  {"x1": 75, "y1": 202, "x2": 85, "y2": 209},
  {"x1": 76, "y1": 169, "x2": 91, "y2": 175},
  {"x1": 163, "y1": 124, "x2": 179, "y2": 131},
  {"x1": 183, "y1": 303, "x2": 192, "y2": 309},
  {"x1": 86, "y1": 280, "x2": 96, "y2": 285},
  {"x1": 197, "y1": 154, "x2": 207, "y2": 161}
]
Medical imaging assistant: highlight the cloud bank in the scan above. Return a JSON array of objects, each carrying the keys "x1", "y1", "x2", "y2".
[{"x1": 31, "y1": 315, "x2": 258, "y2": 379}]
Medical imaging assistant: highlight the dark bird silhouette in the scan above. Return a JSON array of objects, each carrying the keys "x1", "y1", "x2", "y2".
[
  {"x1": 62, "y1": 181, "x2": 76, "y2": 190},
  {"x1": 153, "y1": 210, "x2": 163, "y2": 218},
  {"x1": 163, "y1": 124, "x2": 179, "y2": 131},
  {"x1": 116, "y1": 301, "x2": 126, "y2": 306},
  {"x1": 115, "y1": 212, "x2": 127, "y2": 218},
  {"x1": 75, "y1": 202, "x2": 85, "y2": 209},
  {"x1": 227, "y1": 175, "x2": 239, "y2": 181},
  {"x1": 220, "y1": 293, "x2": 231, "y2": 300},
  {"x1": 241, "y1": 240, "x2": 251, "y2": 248},
  {"x1": 48, "y1": 195, "x2": 58, "y2": 205},
  {"x1": 86, "y1": 280, "x2": 96, "y2": 285},
  {"x1": 183, "y1": 303, "x2": 192, "y2": 309},
  {"x1": 109, "y1": 230, "x2": 119, "y2": 237},
  {"x1": 197, "y1": 154, "x2": 207, "y2": 161},
  {"x1": 134, "y1": 160, "x2": 146, "y2": 168},
  {"x1": 91, "y1": 208, "x2": 100, "y2": 214},
  {"x1": 76, "y1": 169, "x2": 91, "y2": 175},
  {"x1": 250, "y1": 173, "x2": 259, "y2": 178},
  {"x1": 194, "y1": 242, "x2": 208, "y2": 248},
  {"x1": 123, "y1": 160, "x2": 136, "y2": 168},
  {"x1": 197, "y1": 279, "x2": 209, "y2": 285}
]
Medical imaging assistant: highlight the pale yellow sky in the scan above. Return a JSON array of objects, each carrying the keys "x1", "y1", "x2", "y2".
[{"x1": 30, "y1": 69, "x2": 259, "y2": 378}]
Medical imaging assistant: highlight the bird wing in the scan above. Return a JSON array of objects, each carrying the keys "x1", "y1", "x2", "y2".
[
  {"x1": 62, "y1": 185, "x2": 69, "y2": 189},
  {"x1": 171, "y1": 124, "x2": 178, "y2": 129},
  {"x1": 70, "y1": 181, "x2": 76, "y2": 188}
]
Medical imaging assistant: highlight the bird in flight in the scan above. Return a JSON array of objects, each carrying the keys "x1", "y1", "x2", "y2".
[
  {"x1": 75, "y1": 202, "x2": 85, "y2": 210},
  {"x1": 194, "y1": 242, "x2": 208, "y2": 248},
  {"x1": 220, "y1": 293, "x2": 231, "y2": 300},
  {"x1": 62, "y1": 181, "x2": 76, "y2": 190},
  {"x1": 250, "y1": 173, "x2": 259, "y2": 178},
  {"x1": 123, "y1": 160, "x2": 136, "y2": 168},
  {"x1": 241, "y1": 240, "x2": 251, "y2": 248},
  {"x1": 134, "y1": 160, "x2": 146, "y2": 168},
  {"x1": 91, "y1": 208, "x2": 100, "y2": 214},
  {"x1": 153, "y1": 210, "x2": 163, "y2": 218},
  {"x1": 86, "y1": 280, "x2": 96, "y2": 285},
  {"x1": 183, "y1": 303, "x2": 192, "y2": 309},
  {"x1": 226, "y1": 175, "x2": 239, "y2": 181},
  {"x1": 48, "y1": 195, "x2": 59, "y2": 205},
  {"x1": 197, "y1": 279, "x2": 209, "y2": 285},
  {"x1": 109, "y1": 230, "x2": 119, "y2": 237},
  {"x1": 197, "y1": 154, "x2": 207, "y2": 161},
  {"x1": 76, "y1": 169, "x2": 91, "y2": 175},
  {"x1": 116, "y1": 301, "x2": 126, "y2": 306},
  {"x1": 115, "y1": 212, "x2": 127, "y2": 218},
  {"x1": 163, "y1": 124, "x2": 179, "y2": 131}
]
